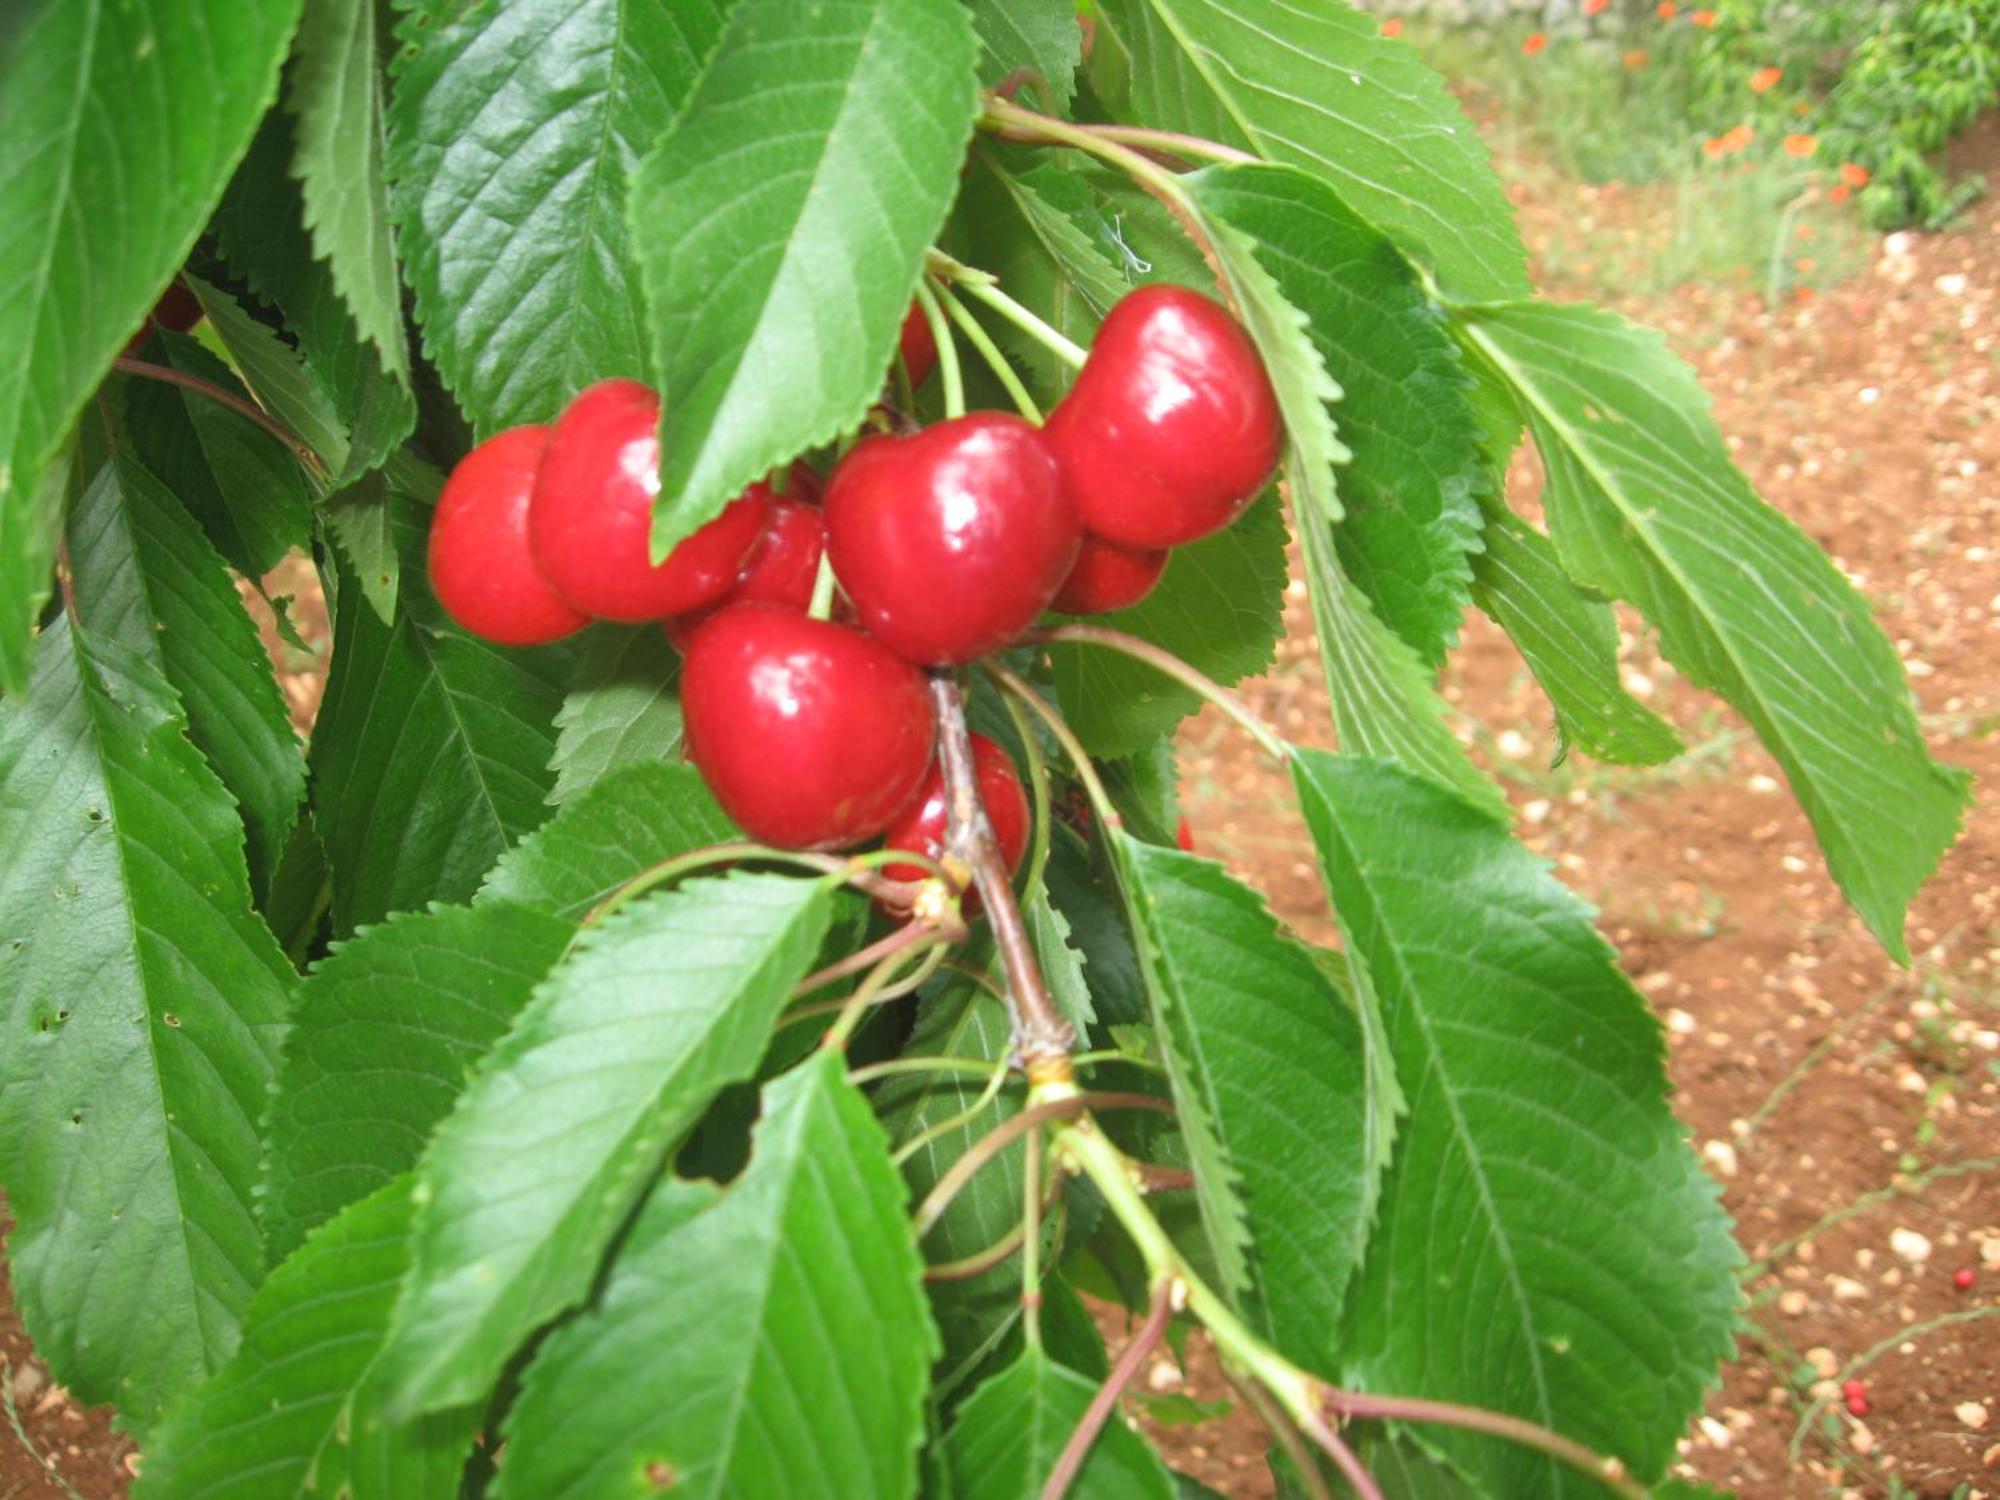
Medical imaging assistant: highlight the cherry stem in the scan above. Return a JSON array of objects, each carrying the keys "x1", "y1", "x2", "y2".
[
  {"x1": 911, "y1": 278, "x2": 964, "y2": 420},
  {"x1": 1320, "y1": 1391, "x2": 1645, "y2": 1500},
  {"x1": 928, "y1": 249, "x2": 1089, "y2": 370},
  {"x1": 891, "y1": 1051, "x2": 1014, "y2": 1167},
  {"x1": 847, "y1": 1054, "x2": 1009, "y2": 1085},
  {"x1": 931, "y1": 673, "x2": 1077, "y2": 1072},
  {"x1": 980, "y1": 662, "x2": 1121, "y2": 832},
  {"x1": 1038, "y1": 1278, "x2": 1175, "y2": 1500},
  {"x1": 1294, "y1": 1409, "x2": 1386, "y2": 1500},
  {"x1": 796, "y1": 917, "x2": 964, "y2": 1000},
  {"x1": 1024, "y1": 624, "x2": 1289, "y2": 762},
  {"x1": 1066, "y1": 122, "x2": 1256, "y2": 167},
  {"x1": 922, "y1": 1176, "x2": 1064, "y2": 1281},
  {"x1": 1021, "y1": 1119, "x2": 1044, "y2": 1347},
  {"x1": 822, "y1": 939, "x2": 946, "y2": 1050},
  {"x1": 992, "y1": 683, "x2": 1054, "y2": 906},
  {"x1": 112, "y1": 356, "x2": 325, "y2": 477},
  {"x1": 584, "y1": 842, "x2": 870, "y2": 928},
  {"x1": 1229, "y1": 1374, "x2": 1335, "y2": 1500},
  {"x1": 929, "y1": 276, "x2": 1044, "y2": 423}
]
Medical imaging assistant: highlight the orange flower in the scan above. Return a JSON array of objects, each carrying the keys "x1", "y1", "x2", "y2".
[
  {"x1": 1828, "y1": 183, "x2": 1851, "y2": 203},
  {"x1": 1584, "y1": 0, "x2": 1610, "y2": 12},
  {"x1": 1783, "y1": 132, "x2": 1818, "y2": 158},
  {"x1": 1522, "y1": 31, "x2": 1548, "y2": 55},
  {"x1": 1624, "y1": 48, "x2": 1651, "y2": 69},
  {"x1": 1657, "y1": 1, "x2": 1677, "y2": 17},
  {"x1": 1750, "y1": 66, "x2": 1782, "y2": 93},
  {"x1": 1690, "y1": 8, "x2": 1718, "y2": 24},
  {"x1": 1381, "y1": 16, "x2": 1404, "y2": 37},
  {"x1": 1839, "y1": 161, "x2": 1871, "y2": 188},
  {"x1": 1703, "y1": 123, "x2": 1754, "y2": 158}
]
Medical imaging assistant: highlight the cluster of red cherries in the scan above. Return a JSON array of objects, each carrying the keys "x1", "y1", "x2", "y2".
[{"x1": 427, "y1": 283, "x2": 1281, "y2": 879}]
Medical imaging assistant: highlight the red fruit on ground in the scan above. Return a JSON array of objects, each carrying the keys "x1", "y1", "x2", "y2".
[
  {"x1": 899, "y1": 302, "x2": 938, "y2": 388},
  {"x1": 681, "y1": 604, "x2": 936, "y2": 850},
  {"x1": 1841, "y1": 1379, "x2": 1870, "y2": 1417},
  {"x1": 1175, "y1": 816, "x2": 1196, "y2": 853},
  {"x1": 1052, "y1": 533, "x2": 1170, "y2": 614},
  {"x1": 1954, "y1": 1266, "x2": 1977, "y2": 1291},
  {"x1": 664, "y1": 492, "x2": 826, "y2": 652},
  {"x1": 1044, "y1": 284, "x2": 1282, "y2": 548},
  {"x1": 530, "y1": 379, "x2": 769, "y2": 622},
  {"x1": 825, "y1": 411, "x2": 1080, "y2": 665},
  {"x1": 426, "y1": 425, "x2": 589, "y2": 646},
  {"x1": 881, "y1": 733, "x2": 1031, "y2": 895}
]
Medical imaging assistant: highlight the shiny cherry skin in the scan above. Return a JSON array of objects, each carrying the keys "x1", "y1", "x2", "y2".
[
  {"x1": 825, "y1": 412, "x2": 1081, "y2": 665},
  {"x1": 530, "y1": 379, "x2": 769, "y2": 622},
  {"x1": 681, "y1": 604, "x2": 936, "y2": 850},
  {"x1": 426, "y1": 425, "x2": 589, "y2": 646},
  {"x1": 1043, "y1": 285, "x2": 1282, "y2": 547},
  {"x1": 1052, "y1": 533, "x2": 1170, "y2": 614},
  {"x1": 663, "y1": 490, "x2": 825, "y2": 651},
  {"x1": 898, "y1": 302, "x2": 938, "y2": 387},
  {"x1": 881, "y1": 734, "x2": 1030, "y2": 894},
  {"x1": 123, "y1": 283, "x2": 205, "y2": 356}
]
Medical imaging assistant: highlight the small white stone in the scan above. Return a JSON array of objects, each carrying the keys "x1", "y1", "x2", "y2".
[
  {"x1": 1897, "y1": 1068, "x2": 1930, "y2": 1094},
  {"x1": 1849, "y1": 1422, "x2": 1876, "y2": 1456},
  {"x1": 1890, "y1": 1227, "x2": 1934, "y2": 1263},
  {"x1": 1667, "y1": 1008, "x2": 1697, "y2": 1034},
  {"x1": 1859, "y1": 386, "x2": 1881, "y2": 404},
  {"x1": 1496, "y1": 729, "x2": 1532, "y2": 759},
  {"x1": 1146, "y1": 1358, "x2": 1181, "y2": 1392},
  {"x1": 1805, "y1": 1347, "x2": 1840, "y2": 1378},
  {"x1": 1937, "y1": 273, "x2": 1970, "y2": 295},
  {"x1": 1523, "y1": 798, "x2": 1551, "y2": 824},
  {"x1": 1779, "y1": 1289, "x2": 1809, "y2": 1316},
  {"x1": 1831, "y1": 1275, "x2": 1869, "y2": 1300},
  {"x1": 1782, "y1": 855, "x2": 1810, "y2": 874},
  {"x1": 1622, "y1": 669, "x2": 1655, "y2": 698},
  {"x1": 1749, "y1": 774, "x2": 1780, "y2": 794},
  {"x1": 1703, "y1": 1140, "x2": 1739, "y2": 1178},
  {"x1": 1697, "y1": 1416, "x2": 1731, "y2": 1448},
  {"x1": 1959, "y1": 1402, "x2": 1992, "y2": 1431}
]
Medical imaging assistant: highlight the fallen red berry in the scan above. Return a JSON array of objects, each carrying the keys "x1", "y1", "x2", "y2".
[
  {"x1": 1052, "y1": 533, "x2": 1170, "y2": 615},
  {"x1": 881, "y1": 734, "x2": 1030, "y2": 900},
  {"x1": 1841, "y1": 1379, "x2": 1870, "y2": 1417},
  {"x1": 1175, "y1": 816, "x2": 1196, "y2": 853},
  {"x1": 426, "y1": 425, "x2": 589, "y2": 646},
  {"x1": 1044, "y1": 284, "x2": 1281, "y2": 548},
  {"x1": 681, "y1": 604, "x2": 935, "y2": 850},
  {"x1": 530, "y1": 379, "x2": 770, "y2": 622},
  {"x1": 664, "y1": 472, "x2": 825, "y2": 651},
  {"x1": 899, "y1": 302, "x2": 938, "y2": 388},
  {"x1": 825, "y1": 411, "x2": 1080, "y2": 665},
  {"x1": 1954, "y1": 1266, "x2": 1977, "y2": 1291}
]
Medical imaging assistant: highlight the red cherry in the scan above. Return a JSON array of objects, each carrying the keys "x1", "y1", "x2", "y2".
[
  {"x1": 1052, "y1": 533, "x2": 1170, "y2": 614},
  {"x1": 1954, "y1": 1266, "x2": 1977, "y2": 1291},
  {"x1": 1174, "y1": 816, "x2": 1196, "y2": 853},
  {"x1": 825, "y1": 412, "x2": 1080, "y2": 665},
  {"x1": 899, "y1": 302, "x2": 938, "y2": 388},
  {"x1": 122, "y1": 283, "x2": 205, "y2": 356},
  {"x1": 664, "y1": 494, "x2": 825, "y2": 652},
  {"x1": 530, "y1": 379, "x2": 770, "y2": 622},
  {"x1": 681, "y1": 604, "x2": 936, "y2": 850},
  {"x1": 882, "y1": 734, "x2": 1031, "y2": 892},
  {"x1": 426, "y1": 425, "x2": 589, "y2": 646},
  {"x1": 1841, "y1": 1379, "x2": 1870, "y2": 1417},
  {"x1": 1044, "y1": 285, "x2": 1282, "y2": 547}
]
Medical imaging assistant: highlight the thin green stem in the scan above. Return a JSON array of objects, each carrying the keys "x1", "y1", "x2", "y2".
[
  {"x1": 848, "y1": 1054, "x2": 1008, "y2": 1086},
  {"x1": 892, "y1": 1051, "x2": 1016, "y2": 1167},
  {"x1": 1021, "y1": 1123, "x2": 1044, "y2": 1349},
  {"x1": 1069, "y1": 122, "x2": 1256, "y2": 166},
  {"x1": 911, "y1": 277, "x2": 963, "y2": 420},
  {"x1": 584, "y1": 843, "x2": 846, "y2": 928},
  {"x1": 994, "y1": 683, "x2": 1054, "y2": 907},
  {"x1": 982, "y1": 662, "x2": 1120, "y2": 831},
  {"x1": 809, "y1": 552, "x2": 837, "y2": 620},
  {"x1": 1025, "y1": 624, "x2": 1289, "y2": 762},
  {"x1": 930, "y1": 278, "x2": 1043, "y2": 423},
  {"x1": 913, "y1": 1095, "x2": 1088, "y2": 1239},
  {"x1": 1320, "y1": 1392, "x2": 1644, "y2": 1499},
  {"x1": 824, "y1": 942, "x2": 931, "y2": 1051},
  {"x1": 796, "y1": 916, "x2": 964, "y2": 1000},
  {"x1": 928, "y1": 249, "x2": 1089, "y2": 370}
]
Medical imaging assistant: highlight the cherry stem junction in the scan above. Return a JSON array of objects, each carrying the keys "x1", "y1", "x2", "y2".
[{"x1": 1024, "y1": 624, "x2": 1289, "y2": 762}]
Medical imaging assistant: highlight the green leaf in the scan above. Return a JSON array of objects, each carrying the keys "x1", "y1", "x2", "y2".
[
  {"x1": 479, "y1": 759, "x2": 738, "y2": 922},
  {"x1": 1090, "y1": 0, "x2": 1528, "y2": 302},
  {"x1": 259, "y1": 901, "x2": 574, "y2": 1262},
  {"x1": 1111, "y1": 835, "x2": 1370, "y2": 1372},
  {"x1": 631, "y1": 0, "x2": 980, "y2": 549},
  {"x1": 1188, "y1": 179, "x2": 1498, "y2": 816},
  {"x1": 1029, "y1": 887, "x2": 1096, "y2": 1030},
  {"x1": 943, "y1": 1347, "x2": 1178, "y2": 1500},
  {"x1": 1187, "y1": 164, "x2": 1485, "y2": 667},
  {"x1": 1043, "y1": 826, "x2": 1147, "y2": 1028},
  {"x1": 1458, "y1": 300, "x2": 1970, "y2": 958},
  {"x1": 287, "y1": 0, "x2": 408, "y2": 380},
  {"x1": 309, "y1": 499, "x2": 569, "y2": 932},
  {"x1": 377, "y1": 872, "x2": 834, "y2": 1414},
  {"x1": 212, "y1": 112, "x2": 415, "y2": 483},
  {"x1": 1048, "y1": 493, "x2": 1288, "y2": 758},
  {"x1": 186, "y1": 272, "x2": 350, "y2": 475},
  {"x1": 120, "y1": 331, "x2": 316, "y2": 578},
  {"x1": 135, "y1": 1178, "x2": 475, "y2": 1500},
  {"x1": 1292, "y1": 751, "x2": 1741, "y2": 1495},
  {"x1": 549, "y1": 624, "x2": 685, "y2": 805},
  {"x1": 1469, "y1": 499, "x2": 1682, "y2": 766},
  {"x1": 967, "y1": 0, "x2": 1081, "y2": 107},
  {"x1": 0, "y1": 619, "x2": 294, "y2": 1432},
  {"x1": 65, "y1": 457, "x2": 305, "y2": 896},
  {"x1": 0, "y1": 0, "x2": 302, "y2": 691},
  {"x1": 387, "y1": 0, "x2": 726, "y2": 436},
  {"x1": 496, "y1": 1053, "x2": 936, "y2": 1499}
]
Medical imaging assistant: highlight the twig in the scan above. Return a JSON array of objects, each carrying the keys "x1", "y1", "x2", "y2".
[
  {"x1": 1230, "y1": 1373, "x2": 1334, "y2": 1500},
  {"x1": 913, "y1": 1095, "x2": 1087, "y2": 1239},
  {"x1": 1039, "y1": 1280, "x2": 1175, "y2": 1500},
  {"x1": 112, "y1": 356, "x2": 324, "y2": 475},
  {"x1": 931, "y1": 674, "x2": 1077, "y2": 1072},
  {"x1": 1294, "y1": 1409, "x2": 1386, "y2": 1500},
  {"x1": 1319, "y1": 1390, "x2": 1645, "y2": 1500}
]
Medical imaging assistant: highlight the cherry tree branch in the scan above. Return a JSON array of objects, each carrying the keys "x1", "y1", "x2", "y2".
[
  {"x1": 1039, "y1": 1279, "x2": 1175, "y2": 1500},
  {"x1": 112, "y1": 356, "x2": 325, "y2": 477}
]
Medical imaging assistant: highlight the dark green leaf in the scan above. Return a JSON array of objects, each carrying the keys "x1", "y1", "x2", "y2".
[
  {"x1": 309, "y1": 499, "x2": 569, "y2": 932},
  {"x1": 496, "y1": 1053, "x2": 936, "y2": 1499},
  {"x1": 135, "y1": 1178, "x2": 475, "y2": 1500},
  {"x1": 186, "y1": 272, "x2": 350, "y2": 474},
  {"x1": 632, "y1": 0, "x2": 980, "y2": 548},
  {"x1": 1030, "y1": 887, "x2": 1096, "y2": 1030},
  {"x1": 1112, "y1": 835, "x2": 1370, "y2": 1372},
  {"x1": 377, "y1": 872, "x2": 834, "y2": 1413},
  {"x1": 287, "y1": 0, "x2": 408, "y2": 380},
  {"x1": 1187, "y1": 164, "x2": 1485, "y2": 668},
  {"x1": 263, "y1": 811, "x2": 332, "y2": 964},
  {"x1": 1090, "y1": 0, "x2": 1528, "y2": 302},
  {"x1": 549, "y1": 624, "x2": 684, "y2": 805},
  {"x1": 1043, "y1": 826, "x2": 1147, "y2": 1029},
  {"x1": 259, "y1": 901, "x2": 574, "y2": 1262},
  {"x1": 942, "y1": 1348, "x2": 1177, "y2": 1500},
  {"x1": 1048, "y1": 494, "x2": 1288, "y2": 758},
  {"x1": 1469, "y1": 499, "x2": 1682, "y2": 766},
  {"x1": 120, "y1": 331, "x2": 316, "y2": 578},
  {"x1": 65, "y1": 456, "x2": 305, "y2": 895},
  {"x1": 0, "y1": 0, "x2": 301, "y2": 690},
  {"x1": 1458, "y1": 299, "x2": 1971, "y2": 958},
  {"x1": 1292, "y1": 751, "x2": 1740, "y2": 1495},
  {"x1": 0, "y1": 619, "x2": 293, "y2": 1431},
  {"x1": 967, "y1": 1, "x2": 1081, "y2": 106},
  {"x1": 387, "y1": 0, "x2": 726, "y2": 435}
]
